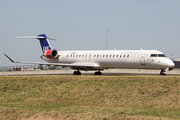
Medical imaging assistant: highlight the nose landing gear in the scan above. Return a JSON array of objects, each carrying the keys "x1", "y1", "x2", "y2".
[{"x1": 160, "y1": 69, "x2": 166, "y2": 75}]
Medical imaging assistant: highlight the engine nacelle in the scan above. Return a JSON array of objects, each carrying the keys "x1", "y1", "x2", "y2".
[{"x1": 44, "y1": 49, "x2": 58, "y2": 58}]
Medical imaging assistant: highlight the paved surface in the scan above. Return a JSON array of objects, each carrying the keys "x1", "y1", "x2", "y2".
[{"x1": 0, "y1": 68, "x2": 179, "y2": 76}]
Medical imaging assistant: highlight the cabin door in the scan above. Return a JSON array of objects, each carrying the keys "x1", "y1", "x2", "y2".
[
  {"x1": 88, "y1": 53, "x2": 92, "y2": 61},
  {"x1": 84, "y1": 53, "x2": 88, "y2": 61},
  {"x1": 140, "y1": 54, "x2": 146, "y2": 65}
]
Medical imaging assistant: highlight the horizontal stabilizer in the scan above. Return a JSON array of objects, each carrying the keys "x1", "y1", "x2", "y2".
[{"x1": 14, "y1": 36, "x2": 57, "y2": 41}]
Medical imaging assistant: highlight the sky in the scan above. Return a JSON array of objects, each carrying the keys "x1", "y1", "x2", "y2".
[{"x1": 0, "y1": 0, "x2": 180, "y2": 66}]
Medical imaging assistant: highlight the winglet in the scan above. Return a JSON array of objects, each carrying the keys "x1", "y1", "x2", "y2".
[{"x1": 4, "y1": 53, "x2": 16, "y2": 63}]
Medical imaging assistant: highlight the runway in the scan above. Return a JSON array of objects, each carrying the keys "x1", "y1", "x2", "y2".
[{"x1": 0, "y1": 68, "x2": 180, "y2": 76}]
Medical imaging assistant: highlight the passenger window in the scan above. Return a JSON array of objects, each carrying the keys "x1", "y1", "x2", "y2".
[
  {"x1": 76, "y1": 55, "x2": 78, "y2": 57},
  {"x1": 97, "y1": 55, "x2": 99, "y2": 57},
  {"x1": 106, "y1": 55, "x2": 108, "y2": 57},
  {"x1": 89, "y1": 55, "x2": 91, "y2": 57},
  {"x1": 73, "y1": 55, "x2": 75, "y2": 57},
  {"x1": 150, "y1": 54, "x2": 157, "y2": 57},
  {"x1": 113, "y1": 55, "x2": 115, "y2": 57},
  {"x1": 127, "y1": 55, "x2": 129, "y2": 57},
  {"x1": 116, "y1": 55, "x2": 118, "y2": 57},
  {"x1": 94, "y1": 55, "x2": 96, "y2": 57},
  {"x1": 120, "y1": 55, "x2": 122, "y2": 58},
  {"x1": 109, "y1": 55, "x2": 111, "y2": 57},
  {"x1": 103, "y1": 55, "x2": 105, "y2": 57},
  {"x1": 79, "y1": 55, "x2": 81, "y2": 57},
  {"x1": 67, "y1": 55, "x2": 69, "y2": 57},
  {"x1": 82, "y1": 55, "x2": 84, "y2": 57},
  {"x1": 70, "y1": 55, "x2": 72, "y2": 57},
  {"x1": 123, "y1": 55, "x2": 126, "y2": 57}
]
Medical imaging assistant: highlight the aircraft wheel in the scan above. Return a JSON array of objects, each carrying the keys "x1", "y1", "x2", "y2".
[
  {"x1": 73, "y1": 71, "x2": 77, "y2": 75},
  {"x1": 77, "y1": 71, "x2": 81, "y2": 75},
  {"x1": 99, "y1": 72, "x2": 102, "y2": 75},
  {"x1": 94, "y1": 72, "x2": 102, "y2": 75},
  {"x1": 73, "y1": 71, "x2": 81, "y2": 75}
]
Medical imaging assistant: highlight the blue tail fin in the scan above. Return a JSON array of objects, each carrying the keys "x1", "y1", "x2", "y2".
[
  {"x1": 15, "y1": 34, "x2": 56, "y2": 53},
  {"x1": 37, "y1": 34, "x2": 52, "y2": 53}
]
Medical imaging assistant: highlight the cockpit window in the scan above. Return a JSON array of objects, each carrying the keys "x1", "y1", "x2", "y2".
[
  {"x1": 150, "y1": 54, "x2": 157, "y2": 57},
  {"x1": 150, "y1": 54, "x2": 165, "y2": 57},
  {"x1": 158, "y1": 54, "x2": 165, "y2": 57}
]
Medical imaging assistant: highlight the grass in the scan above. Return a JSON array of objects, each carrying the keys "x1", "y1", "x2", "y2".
[{"x1": 0, "y1": 75, "x2": 180, "y2": 119}]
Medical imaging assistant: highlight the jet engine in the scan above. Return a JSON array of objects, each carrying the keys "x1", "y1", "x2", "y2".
[{"x1": 43, "y1": 49, "x2": 58, "y2": 58}]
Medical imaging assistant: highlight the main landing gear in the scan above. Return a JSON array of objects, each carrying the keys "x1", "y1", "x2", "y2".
[
  {"x1": 73, "y1": 70, "x2": 102, "y2": 75},
  {"x1": 160, "y1": 69, "x2": 166, "y2": 75},
  {"x1": 94, "y1": 71, "x2": 102, "y2": 75},
  {"x1": 73, "y1": 70, "x2": 81, "y2": 75}
]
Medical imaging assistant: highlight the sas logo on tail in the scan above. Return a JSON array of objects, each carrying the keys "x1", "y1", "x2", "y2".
[{"x1": 43, "y1": 46, "x2": 50, "y2": 53}]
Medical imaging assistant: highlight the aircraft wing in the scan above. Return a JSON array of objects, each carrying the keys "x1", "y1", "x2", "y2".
[{"x1": 4, "y1": 53, "x2": 100, "y2": 68}]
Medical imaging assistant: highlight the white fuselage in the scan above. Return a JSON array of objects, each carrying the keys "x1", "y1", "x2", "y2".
[
  {"x1": 42, "y1": 50, "x2": 174, "y2": 71},
  {"x1": 10, "y1": 34, "x2": 175, "y2": 75}
]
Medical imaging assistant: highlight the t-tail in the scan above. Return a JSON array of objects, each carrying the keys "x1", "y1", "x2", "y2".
[
  {"x1": 37, "y1": 34, "x2": 53, "y2": 53},
  {"x1": 15, "y1": 34, "x2": 58, "y2": 58}
]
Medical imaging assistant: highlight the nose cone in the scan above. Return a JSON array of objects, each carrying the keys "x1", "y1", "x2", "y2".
[{"x1": 168, "y1": 60, "x2": 175, "y2": 68}]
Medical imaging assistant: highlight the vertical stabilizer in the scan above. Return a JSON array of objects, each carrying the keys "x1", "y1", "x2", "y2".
[
  {"x1": 37, "y1": 34, "x2": 52, "y2": 53},
  {"x1": 15, "y1": 34, "x2": 56, "y2": 54}
]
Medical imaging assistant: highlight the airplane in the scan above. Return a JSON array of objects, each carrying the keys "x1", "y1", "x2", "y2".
[{"x1": 4, "y1": 34, "x2": 175, "y2": 75}]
